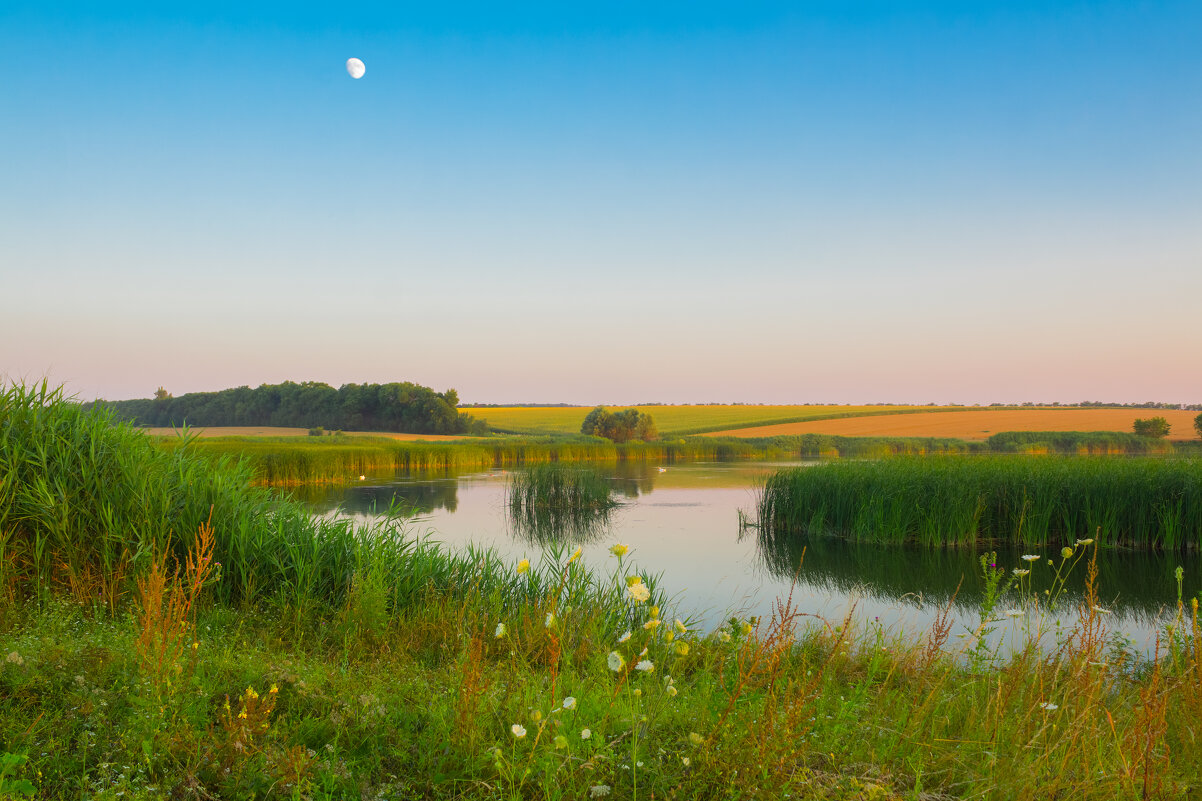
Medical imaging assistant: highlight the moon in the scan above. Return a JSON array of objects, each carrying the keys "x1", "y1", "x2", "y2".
[{"x1": 346, "y1": 58, "x2": 366, "y2": 79}]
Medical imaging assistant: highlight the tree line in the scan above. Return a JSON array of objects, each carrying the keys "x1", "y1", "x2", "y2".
[{"x1": 88, "y1": 381, "x2": 488, "y2": 435}]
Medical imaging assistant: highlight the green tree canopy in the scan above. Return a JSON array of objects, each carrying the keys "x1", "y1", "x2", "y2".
[
  {"x1": 1133, "y1": 416, "x2": 1172, "y2": 438},
  {"x1": 580, "y1": 406, "x2": 657, "y2": 443}
]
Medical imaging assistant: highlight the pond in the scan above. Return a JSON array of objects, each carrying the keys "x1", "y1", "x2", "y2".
[{"x1": 293, "y1": 461, "x2": 1199, "y2": 656}]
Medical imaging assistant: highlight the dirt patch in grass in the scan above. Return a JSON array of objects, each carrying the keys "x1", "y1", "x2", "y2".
[{"x1": 701, "y1": 409, "x2": 1202, "y2": 441}]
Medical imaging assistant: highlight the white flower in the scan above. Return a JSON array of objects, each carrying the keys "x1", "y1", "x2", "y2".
[
  {"x1": 1091, "y1": 605, "x2": 1111, "y2": 615},
  {"x1": 675, "y1": 619, "x2": 688, "y2": 634},
  {"x1": 581, "y1": 728, "x2": 592, "y2": 739},
  {"x1": 511, "y1": 724, "x2": 527, "y2": 738},
  {"x1": 681, "y1": 756, "x2": 691, "y2": 766},
  {"x1": 562, "y1": 696, "x2": 577, "y2": 710},
  {"x1": 494, "y1": 622, "x2": 507, "y2": 638},
  {"x1": 627, "y1": 583, "x2": 651, "y2": 603},
  {"x1": 1021, "y1": 554, "x2": 1040, "y2": 562},
  {"x1": 589, "y1": 786, "x2": 611, "y2": 798},
  {"x1": 717, "y1": 629, "x2": 732, "y2": 643},
  {"x1": 618, "y1": 630, "x2": 632, "y2": 643},
  {"x1": 608, "y1": 651, "x2": 625, "y2": 672},
  {"x1": 635, "y1": 659, "x2": 655, "y2": 673},
  {"x1": 545, "y1": 612, "x2": 556, "y2": 629},
  {"x1": 1039, "y1": 702, "x2": 1058, "y2": 711},
  {"x1": 666, "y1": 684, "x2": 678, "y2": 697},
  {"x1": 1012, "y1": 568, "x2": 1029, "y2": 577},
  {"x1": 1005, "y1": 609, "x2": 1025, "y2": 618}
]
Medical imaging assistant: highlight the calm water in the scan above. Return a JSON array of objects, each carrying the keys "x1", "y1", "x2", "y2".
[{"x1": 295, "y1": 461, "x2": 1199, "y2": 655}]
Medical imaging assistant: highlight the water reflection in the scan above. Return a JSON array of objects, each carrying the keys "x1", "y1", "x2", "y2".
[
  {"x1": 750, "y1": 524, "x2": 1191, "y2": 621},
  {"x1": 508, "y1": 506, "x2": 614, "y2": 547},
  {"x1": 295, "y1": 479, "x2": 459, "y2": 516}
]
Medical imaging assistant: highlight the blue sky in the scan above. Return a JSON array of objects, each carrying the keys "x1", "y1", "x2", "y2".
[{"x1": 2, "y1": 1, "x2": 1200, "y2": 403}]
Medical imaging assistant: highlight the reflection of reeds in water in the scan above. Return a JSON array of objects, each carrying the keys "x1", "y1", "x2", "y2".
[{"x1": 507, "y1": 464, "x2": 617, "y2": 546}]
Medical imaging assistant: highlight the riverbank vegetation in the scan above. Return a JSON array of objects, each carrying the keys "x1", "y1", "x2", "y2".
[
  {"x1": 6, "y1": 384, "x2": 1202, "y2": 798},
  {"x1": 757, "y1": 456, "x2": 1202, "y2": 549}
]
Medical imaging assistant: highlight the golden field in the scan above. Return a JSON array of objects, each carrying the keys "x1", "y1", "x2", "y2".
[
  {"x1": 143, "y1": 426, "x2": 479, "y2": 441},
  {"x1": 468, "y1": 404, "x2": 941, "y2": 435},
  {"x1": 701, "y1": 408, "x2": 1202, "y2": 440}
]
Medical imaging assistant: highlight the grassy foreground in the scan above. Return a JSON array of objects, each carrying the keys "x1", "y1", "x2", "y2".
[{"x1": 5, "y1": 385, "x2": 1202, "y2": 799}]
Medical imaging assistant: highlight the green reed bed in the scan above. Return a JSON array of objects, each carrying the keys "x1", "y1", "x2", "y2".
[
  {"x1": 9, "y1": 385, "x2": 1202, "y2": 798},
  {"x1": 758, "y1": 455, "x2": 1202, "y2": 549},
  {"x1": 986, "y1": 430, "x2": 1186, "y2": 455}
]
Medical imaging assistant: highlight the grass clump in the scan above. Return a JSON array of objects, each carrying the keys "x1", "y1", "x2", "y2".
[
  {"x1": 507, "y1": 463, "x2": 619, "y2": 545},
  {"x1": 757, "y1": 455, "x2": 1202, "y2": 549}
]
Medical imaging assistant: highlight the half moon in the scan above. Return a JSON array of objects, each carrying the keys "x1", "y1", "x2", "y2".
[{"x1": 346, "y1": 58, "x2": 366, "y2": 79}]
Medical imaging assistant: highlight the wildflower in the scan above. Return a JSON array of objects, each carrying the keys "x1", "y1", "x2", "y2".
[
  {"x1": 495, "y1": 622, "x2": 507, "y2": 638},
  {"x1": 626, "y1": 575, "x2": 644, "y2": 587},
  {"x1": 1091, "y1": 605, "x2": 1112, "y2": 615},
  {"x1": 545, "y1": 612, "x2": 556, "y2": 629},
  {"x1": 581, "y1": 728, "x2": 592, "y2": 739},
  {"x1": 1076, "y1": 538, "x2": 1094, "y2": 546},
  {"x1": 627, "y1": 583, "x2": 651, "y2": 603},
  {"x1": 741, "y1": 620, "x2": 754, "y2": 637},
  {"x1": 517, "y1": 559, "x2": 530, "y2": 575},
  {"x1": 635, "y1": 659, "x2": 655, "y2": 673},
  {"x1": 688, "y1": 732, "x2": 704, "y2": 746},
  {"x1": 1021, "y1": 554, "x2": 1040, "y2": 562},
  {"x1": 531, "y1": 710, "x2": 543, "y2": 723},
  {"x1": 717, "y1": 629, "x2": 732, "y2": 643},
  {"x1": 1048, "y1": 560, "x2": 1054, "y2": 567},
  {"x1": 667, "y1": 684, "x2": 678, "y2": 697},
  {"x1": 191, "y1": 642, "x2": 199, "y2": 650},
  {"x1": 674, "y1": 641, "x2": 690, "y2": 655},
  {"x1": 608, "y1": 651, "x2": 626, "y2": 672},
  {"x1": 238, "y1": 709, "x2": 248, "y2": 719},
  {"x1": 1005, "y1": 609, "x2": 1024, "y2": 618},
  {"x1": 1039, "y1": 702, "x2": 1058, "y2": 711},
  {"x1": 675, "y1": 619, "x2": 688, "y2": 634},
  {"x1": 643, "y1": 619, "x2": 661, "y2": 631},
  {"x1": 682, "y1": 756, "x2": 691, "y2": 766},
  {"x1": 568, "y1": 547, "x2": 583, "y2": 565},
  {"x1": 664, "y1": 630, "x2": 675, "y2": 643},
  {"x1": 554, "y1": 735, "x2": 568, "y2": 749},
  {"x1": 1012, "y1": 568, "x2": 1029, "y2": 577},
  {"x1": 562, "y1": 696, "x2": 577, "y2": 710},
  {"x1": 633, "y1": 688, "x2": 642, "y2": 697},
  {"x1": 649, "y1": 605, "x2": 660, "y2": 620},
  {"x1": 245, "y1": 686, "x2": 259, "y2": 700},
  {"x1": 1061, "y1": 547, "x2": 1074, "y2": 559},
  {"x1": 269, "y1": 684, "x2": 279, "y2": 694},
  {"x1": 511, "y1": 724, "x2": 527, "y2": 738},
  {"x1": 609, "y1": 543, "x2": 629, "y2": 558},
  {"x1": 589, "y1": 786, "x2": 611, "y2": 798}
]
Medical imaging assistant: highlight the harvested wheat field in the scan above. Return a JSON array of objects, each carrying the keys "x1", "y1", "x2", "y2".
[
  {"x1": 142, "y1": 426, "x2": 480, "y2": 441},
  {"x1": 702, "y1": 408, "x2": 1202, "y2": 441}
]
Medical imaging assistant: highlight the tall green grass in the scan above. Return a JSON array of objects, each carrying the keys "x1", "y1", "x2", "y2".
[
  {"x1": 507, "y1": 463, "x2": 618, "y2": 546},
  {"x1": 757, "y1": 455, "x2": 1202, "y2": 549}
]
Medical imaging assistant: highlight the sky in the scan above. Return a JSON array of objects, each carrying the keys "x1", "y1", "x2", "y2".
[{"x1": 2, "y1": 1, "x2": 1200, "y2": 405}]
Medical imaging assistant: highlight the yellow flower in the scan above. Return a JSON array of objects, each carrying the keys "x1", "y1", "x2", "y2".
[
  {"x1": 643, "y1": 619, "x2": 661, "y2": 631},
  {"x1": 666, "y1": 684, "x2": 678, "y2": 697},
  {"x1": 1061, "y1": 547, "x2": 1074, "y2": 559},
  {"x1": 674, "y1": 619, "x2": 687, "y2": 634},
  {"x1": 238, "y1": 709, "x2": 248, "y2": 719},
  {"x1": 269, "y1": 683, "x2": 279, "y2": 694},
  {"x1": 741, "y1": 621, "x2": 754, "y2": 637},
  {"x1": 245, "y1": 686, "x2": 259, "y2": 700},
  {"x1": 517, "y1": 559, "x2": 530, "y2": 575},
  {"x1": 688, "y1": 732, "x2": 704, "y2": 746},
  {"x1": 568, "y1": 547, "x2": 583, "y2": 565},
  {"x1": 531, "y1": 710, "x2": 543, "y2": 723},
  {"x1": 674, "y1": 641, "x2": 689, "y2": 656},
  {"x1": 664, "y1": 630, "x2": 675, "y2": 643},
  {"x1": 609, "y1": 543, "x2": 629, "y2": 558},
  {"x1": 649, "y1": 605, "x2": 660, "y2": 620},
  {"x1": 626, "y1": 575, "x2": 644, "y2": 588}
]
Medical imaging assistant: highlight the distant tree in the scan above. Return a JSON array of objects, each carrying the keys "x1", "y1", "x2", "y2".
[
  {"x1": 1194, "y1": 412, "x2": 1202, "y2": 440},
  {"x1": 580, "y1": 406, "x2": 657, "y2": 443},
  {"x1": 153, "y1": 387, "x2": 171, "y2": 401},
  {"x1": 1133, "y1": 417, "x2": 1172, "y2": 438}
]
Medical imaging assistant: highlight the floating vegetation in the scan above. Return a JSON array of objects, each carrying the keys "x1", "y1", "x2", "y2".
[
  {"x1": 756, "y1": 455, "x2": 1202, "y2": 549},
  {"x1": 507, "y1": 463, "x2": 618, "y2": 545}
]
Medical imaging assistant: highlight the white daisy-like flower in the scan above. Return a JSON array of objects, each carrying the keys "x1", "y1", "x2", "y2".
[
  {"x1": 511, "y1": 724, "x2": 527, "y2": 738},
  {"x1": 1021, "y1": 554, "x2": 1040, "y2": 562},
  {"x1": 618, "y1": 630, "x2": 632, "y2": 643},
  {"x1": 1012, "y1": 568, "x2": 1029, "y2": 576},
  {"x1": 635, "y1": 659, "x2": 655, "y2": 673},
  {"x1": 494, "y1": 622, "x2": 507, "y2": 638},
  {"x1": 607, "y1": 651, "x2": 625, "y2": 672},
  {"x1": 627, "y1": 583, "x2": 651, "y2": 603},
  {"x1": 562, "y1": 696, "x2": 577, "y2": 710},
  {"x1": 1039, "y1": 702, "x2": 1058, "y2": 711},
  {"x1": 581, "y1": 728, "x2": 592, "y2": 739},
  {"x1": 674, "y1": 619, "x2": 688, "y2": 634}
]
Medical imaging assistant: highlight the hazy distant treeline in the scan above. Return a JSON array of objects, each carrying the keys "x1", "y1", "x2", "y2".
[{"x1": 89, "y1": 381, "x2": 488, "y2": 435}]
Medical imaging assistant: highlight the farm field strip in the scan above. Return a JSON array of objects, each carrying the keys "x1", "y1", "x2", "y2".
[
  {"x1": 471, "y1": 404, "x2": 943, "y2": 435},
  {"x1": 143, "y1": 426, "x2": 481, "y2": 441},
  {"x1": 703, "y1": 408, "x2": 1202, "y2": 441}
]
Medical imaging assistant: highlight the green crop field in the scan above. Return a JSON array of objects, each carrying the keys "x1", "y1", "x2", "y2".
[{"x1": 470, "y1": 404, "x2": 942, "y2": 436}]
